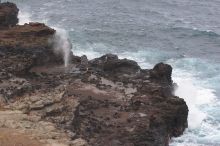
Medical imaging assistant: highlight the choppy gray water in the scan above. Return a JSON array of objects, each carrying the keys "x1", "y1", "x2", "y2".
[{"x1": 4, "y1": 0, "x2": 220, "y2": 145}]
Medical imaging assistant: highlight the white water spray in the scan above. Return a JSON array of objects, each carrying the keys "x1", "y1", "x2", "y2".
[
  {"x1": 52, "y1": 28, "x2": 72, "y2": 67},
  {"x1": 173, "y1": 71, "x2": 215, "y2": 129},
  {"x1": 18, "y1": 10, "x2": 31, "y2": 25},
  {"x1": 170, "y1": 68, "x2": 218, "y2": 146}
]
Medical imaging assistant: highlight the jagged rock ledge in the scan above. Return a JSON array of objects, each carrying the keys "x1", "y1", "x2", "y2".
[{"x1": 0, "y1": 2, "x2": 188, "y2": 146}]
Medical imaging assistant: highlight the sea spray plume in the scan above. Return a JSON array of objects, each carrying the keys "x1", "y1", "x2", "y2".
[
  {"x1": 52, "y1": 28, "x2": 72, "y2": 67},
  {"x1": 18, "y1": 10, "x2": 31, "y2": 25},
  {"x1": 173, "y1": 71, "x2": 215, "y2": 129}
]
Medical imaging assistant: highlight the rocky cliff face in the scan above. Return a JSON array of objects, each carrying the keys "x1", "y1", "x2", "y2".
[{"x1": 0, "y1": 2, "x2": 188, "y2": 146}]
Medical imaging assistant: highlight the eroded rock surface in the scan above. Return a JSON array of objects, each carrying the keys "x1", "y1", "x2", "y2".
[{"x1": 0, "y1": 2, "x2": 188, "y2": 146}]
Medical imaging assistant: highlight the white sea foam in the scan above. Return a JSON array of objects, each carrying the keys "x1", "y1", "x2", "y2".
[
  {"x1": 169, "y1": 59, "x2": 220, "y2": 146},
  {"x1": 118, "y1": 50, "x2": 172, "y2": 69},
  {"x1": 172, "y1": 69, "x2": 216, "y2": 129},
  {"x1": 72, "y1": 43, "x2": 101, "y2": 60}
]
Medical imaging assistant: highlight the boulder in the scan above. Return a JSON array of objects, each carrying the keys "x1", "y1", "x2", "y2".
[
  {"x1": 90, "y1": 54, "x2": 141, "y2": 74},
  {"x1": 150, "y1": 63, "x2": 173, "y2": 84},
  {"x1": 0, "y1": 2, "x2": 18, "y2": 28}
]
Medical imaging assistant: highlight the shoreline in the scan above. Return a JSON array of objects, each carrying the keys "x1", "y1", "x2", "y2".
[{"x1": 0, "y1": 2, "x2": 188, "y2": 146}]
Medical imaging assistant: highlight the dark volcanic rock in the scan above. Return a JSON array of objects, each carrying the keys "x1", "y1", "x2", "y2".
[
  {"x1": 150, "y1": 63, "x2": 173, "y2": 84},
  {"x1": 68, "y1": 75, "x2": 188, "y2": 146},
  {"x1": 0, "y1": 2, "x2": 18, "y2": 28},
  {"x1": 90, "y1": 54, "x2": 141, "y2": 74}
]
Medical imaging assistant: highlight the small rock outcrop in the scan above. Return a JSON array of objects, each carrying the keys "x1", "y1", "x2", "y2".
[
  {"x1": 150, "y1": 63, "x2": 173, "y2": 84},
  {"x1": 90, "y1": 54, "x2": 140, "y2": 74},
  {"x1": 0, "y1": 2, "x2": 18, "y2": 28},
  {"x1": 0, "y1": 2, "x2": 188, "y2": 146}
]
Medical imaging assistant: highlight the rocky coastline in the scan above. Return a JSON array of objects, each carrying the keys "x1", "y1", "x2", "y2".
[{"x1": 0, "y1": 2, "x2": 188, "y2": 146}]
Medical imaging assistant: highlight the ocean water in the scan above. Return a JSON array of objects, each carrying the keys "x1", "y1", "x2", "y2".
[{"x1": 3, "y1": 0, "x2": 220, "y2": 145}]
